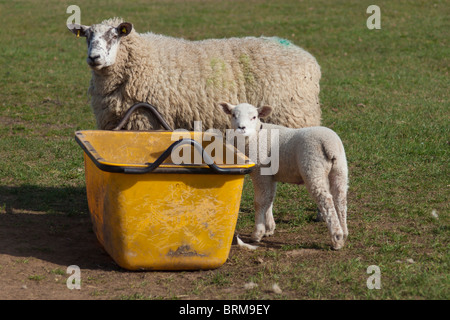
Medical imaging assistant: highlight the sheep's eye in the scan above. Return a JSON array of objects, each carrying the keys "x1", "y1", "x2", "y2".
[{"x1": 251, "y1": 116, "x2": 256, "y2": 120}]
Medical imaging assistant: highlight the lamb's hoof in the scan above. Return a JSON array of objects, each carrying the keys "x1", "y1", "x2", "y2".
[
  {"x1": 264, "y1": 224, "x2": 275, "y2": 237},
  {"x1": 251, "y1": 231, "x2": 264, "y2": 243},
  {"x1": 331, "y1": 233, "x2": 345, "y2": 250},
  {"x1": 264, "y1": 227, "x2": 275, "y2": 237},
  {"x1": 331, "y1": 243, "x2": 344, "y2": 250}
]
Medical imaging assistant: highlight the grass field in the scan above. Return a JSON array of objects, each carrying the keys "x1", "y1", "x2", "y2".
[{"x1": 0, "y1": 0, "x2": 448, "y2": 300}]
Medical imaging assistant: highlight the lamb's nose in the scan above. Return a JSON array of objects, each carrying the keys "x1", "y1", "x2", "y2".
[{"x1": 238, "y1": 126, "x2": 246, "y2": 130}]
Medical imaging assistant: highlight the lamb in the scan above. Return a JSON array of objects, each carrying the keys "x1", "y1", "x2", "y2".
[
  {"x1": 67, "y1": 17, "x2": 321, "y2": 131},
  {"x1": 220, "y1": 102, "x2": 348, "y2": 250}
]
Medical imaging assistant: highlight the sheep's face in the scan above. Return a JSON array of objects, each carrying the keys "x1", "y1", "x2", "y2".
[
  {"x1": 68, "y1": 22, "x2": 132, "y2": 70},
  {"x1": 220, "y1": 102, "x2": 272, "y2": 137}
]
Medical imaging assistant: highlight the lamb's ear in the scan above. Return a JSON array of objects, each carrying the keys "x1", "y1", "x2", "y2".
[
  {"x1": 117, "y1": 22, "x2": 133, "y2": 37},
  {"x1": 258, "y1": 105, "x2": 273, "y2": 118},
  {"x1": 219, "y1": 102, "x2": 235, "y2": 115},
  {"x1": 67, "y1": 24, "x2": 89, "y2": 38}
]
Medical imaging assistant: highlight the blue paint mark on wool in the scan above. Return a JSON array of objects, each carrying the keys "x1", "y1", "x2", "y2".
[
  {"x1": 263, "y1": 36, "x2": 292, "y2": 46},
  {"x1": 277, "y1": 38, "x2": 292, "y2": 46}
]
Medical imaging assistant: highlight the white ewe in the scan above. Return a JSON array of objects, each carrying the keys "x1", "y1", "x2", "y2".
[
  {"x1": 67, "y1": 17, "x2": 321, "y2": 131},
  {"x1": 220, "y1": 102, "x2": 348, "y2": 250}
]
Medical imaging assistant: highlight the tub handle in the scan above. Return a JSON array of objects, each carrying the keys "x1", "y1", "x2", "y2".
[
  {"x1": 123, "y1": 139, "x2": 248, "y2": 174},
  {"x1": 113, "y1": 102, "x2": 174, "y2": 131}
]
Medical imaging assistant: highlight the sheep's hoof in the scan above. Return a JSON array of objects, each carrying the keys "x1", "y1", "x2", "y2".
[
  {"x1": 252, "y1": 224, "x2": 266, "y2": 242},
  {"x1": 251, "y1": 231, "x2": 264, "y2": 243},
  {"x1": 265, "y1": 223, "x2": 275, "y2": 236},
  {"x1": 331, "y1": 244, "x2": 344, "y2": 250},
  {"x1": 331, "y1": 233, "x2": 345, "y2": 250}
]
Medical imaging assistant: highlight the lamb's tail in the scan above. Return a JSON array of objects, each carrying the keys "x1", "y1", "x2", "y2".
[
  {"x1": 321, "y1": 131, "x2": 344, "y2": 164},
  {"x1": 322, "y1": 132, "x2": 348, "y2": 196}
]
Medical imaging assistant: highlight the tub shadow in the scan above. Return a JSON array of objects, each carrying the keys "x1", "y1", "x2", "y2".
[{"x1": 0, "y1": 185, "x2": 118, "y2": 270}]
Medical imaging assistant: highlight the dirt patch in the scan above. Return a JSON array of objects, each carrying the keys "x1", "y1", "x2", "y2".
[
  {"x1": 285, "y1": 248, "x2": 321, "y2": 258},
  {"x1": 167, "y1": 245, "x2": 207, "y2": 257},
  {"x1": 0, "y1": 206, "x2": 342, "y2": 300}
]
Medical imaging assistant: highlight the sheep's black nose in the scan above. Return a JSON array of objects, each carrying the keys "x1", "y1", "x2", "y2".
[
  {"x1": 238, "y1": 126, "x2": 246, "y2": 130},
  {"x1": 89, "y1": 55, "x2": 100, "y2": 61}
]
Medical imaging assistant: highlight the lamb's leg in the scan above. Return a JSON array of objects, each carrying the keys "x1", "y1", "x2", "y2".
[
  {"x1": 329, "y1": 169, "x2": 348, "y2": 240},
  {"x1": 314, "y1": 208, "x2": 325, "y2": 222},
  {"x1": 306, "y1": 182, "x2": 345, "y2": 250},
  {"x1": 251, "y1": 176, "x2": 277, "y2": 242}
]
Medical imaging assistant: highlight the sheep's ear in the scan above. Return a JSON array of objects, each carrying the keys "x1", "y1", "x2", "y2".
[
  {"x1": 67, "y1": 24, "x2": 89, "y2": 38},
  {"x1": 258, "y1": 105, "x2": 273, "y2": 118},
  {"x1": 117, "y1": 22, "x2": 133, "y2": 37},
  {"x1": 219, "y1": 102, "x2": 234, "y2": 115}
]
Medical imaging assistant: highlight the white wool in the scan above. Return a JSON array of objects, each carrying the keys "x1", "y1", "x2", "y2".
[
  {"x1": 221, "y1": 102, "x2": 349, "y2": 250},
  {"x1": 68, "y1": 18, "x2": 322, "y2": 131}
]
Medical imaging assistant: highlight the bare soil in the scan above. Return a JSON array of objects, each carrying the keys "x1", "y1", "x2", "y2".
[{"x1": 0, "y1": 204, "x2": 342, "y2": 300}]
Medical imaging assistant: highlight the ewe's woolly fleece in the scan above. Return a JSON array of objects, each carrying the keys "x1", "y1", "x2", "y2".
[{"x1": 89, "y1": 18, "x2": 321, "y2": 130}]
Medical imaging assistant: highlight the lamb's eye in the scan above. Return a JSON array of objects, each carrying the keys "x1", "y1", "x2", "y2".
[{"x1": 251, "y1": 116, "x2": 256, "y2": 120}]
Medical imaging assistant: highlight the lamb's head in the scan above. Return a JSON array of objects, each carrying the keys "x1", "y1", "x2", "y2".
[
  {"x1": 220, "y1": 102, "x2": 272, "y2": 137},
  {"x1": 67, "y1": 18, "x2": 132, "y2": 70}
]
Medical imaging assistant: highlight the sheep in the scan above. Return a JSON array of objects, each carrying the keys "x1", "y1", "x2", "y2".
[
  {"x1": 220, "y1": 102, "x2": 348, "y2": 250},
  {"x1": 67, "y1": 17, "x2": 321, "y2": 131}
]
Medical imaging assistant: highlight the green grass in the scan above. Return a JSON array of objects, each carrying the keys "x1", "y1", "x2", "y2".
[
  {"x1": 28, "y1": 275, "x2": 45, "y2": 282},
  {"x1": 0, "y1": 0, "x2": 448, "y2": 299}
]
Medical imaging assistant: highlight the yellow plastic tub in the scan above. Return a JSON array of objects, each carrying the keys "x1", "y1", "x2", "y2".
[{"x1": 75, "y1": 127, "x2": 254, "y2": 271}]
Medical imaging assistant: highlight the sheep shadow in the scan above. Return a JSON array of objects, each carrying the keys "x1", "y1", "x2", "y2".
[
  {"x1": 234, "y1": 232, "x2": 329, "y2": 252},
  {"x1": 0, "y1": 185, "x2": 117, "y2": 270}
]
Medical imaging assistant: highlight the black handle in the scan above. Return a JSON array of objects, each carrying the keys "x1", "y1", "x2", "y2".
[
  {"x1": 113, "y1": 102, "x2": 173, "y2": 131},
  {"x1": 123, "y1": 138, "x2": 249, "y2": 174}
]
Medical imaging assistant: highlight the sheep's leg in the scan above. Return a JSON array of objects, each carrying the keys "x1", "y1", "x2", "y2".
[
  {"x1": 306, "y1": 182, "x2": 345, "y2": 250},
  {"x1": 264, "y1": 194, "x2": 277, "y2": 237},
  {"x1": 329, "y1": 170, "x2": 348, "y2": 240},
  {"x1": 314, "y1": 208, "x2": 325, "y2": 222},
  {"x1": 335, "y1": 193, "x2": 348, "y2": 241},
  {"x1": 251, "y1": 176, "x2": 277, "y2": 242}
]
